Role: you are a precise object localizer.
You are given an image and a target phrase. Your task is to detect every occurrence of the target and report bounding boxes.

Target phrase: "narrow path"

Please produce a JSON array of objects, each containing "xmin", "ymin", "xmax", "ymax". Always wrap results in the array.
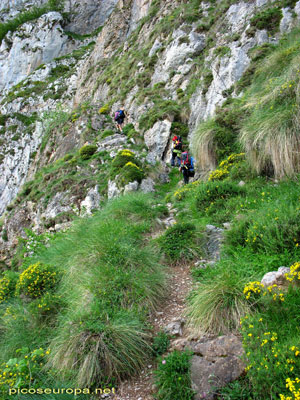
[
  {"xmin": 112, "ymin": 263, "xmax": 193, "ymax": 400},
  {"xmin": 104, "ymin": 220, "xmax": 225, "ymax": 400}
]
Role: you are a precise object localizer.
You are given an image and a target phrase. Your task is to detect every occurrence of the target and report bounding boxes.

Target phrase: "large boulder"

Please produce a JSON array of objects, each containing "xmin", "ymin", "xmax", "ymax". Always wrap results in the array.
[
  {"xmin": 144, "ymin": 120, "xmax": 172, "ymax": 164},
  {"xmin": 190, "ymin": 335, "xmax": 245, "ymax": 400},
  {"xmin": 140, "ymin": 177, "xmax": 155, "ymax": 193},
  {"xmin": 261, "ymin": 266, "xmax": 290, "ymax": 288}
]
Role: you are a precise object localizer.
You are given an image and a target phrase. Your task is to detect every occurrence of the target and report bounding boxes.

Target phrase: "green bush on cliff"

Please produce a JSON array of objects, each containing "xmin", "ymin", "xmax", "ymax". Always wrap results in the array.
[
  {"xmin": 79, "ymin": 144, "xmax": 97, "ymax": 160},
  {"xmin": 117, "ymin": 162, "xmax": 145, "ymax": 186}
]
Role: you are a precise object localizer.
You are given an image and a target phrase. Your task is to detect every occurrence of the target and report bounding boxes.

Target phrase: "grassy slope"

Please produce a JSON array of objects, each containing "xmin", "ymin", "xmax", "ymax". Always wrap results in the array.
[{"xmin": 1, "ymin": 2, "xmax": 300, "ymax": 400}]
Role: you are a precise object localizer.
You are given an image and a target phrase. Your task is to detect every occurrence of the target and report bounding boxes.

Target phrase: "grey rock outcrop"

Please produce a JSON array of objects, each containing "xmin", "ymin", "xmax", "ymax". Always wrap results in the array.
[
  {"xmin": 43, "ymin": 192, "xmax": 73, "ymax": 220},
  {"xmin": 107, "ymin": 180, "xmax": 121, "ymax": 199},
  {"xmin": 0, "ymin": 12, "xmax": 76, "ymax": 92},
  {"xmin": 80, "ymin": 185, "xmax": 101, "ymax": 215},
  {"xmin": 151, "ymin": 28, "xmax": 206, "ymax": 85},
  {"xmin": 140, "ymin": 177, "xmax": 155, "ymax": 193},
  {"xmin": 206, "ymin": 225, "xmax": 224, "ymax": 261},
  {"xmin": 127, "ymin": 0, "xmax": 151, "ymax": 36},
  {"xmin": 190, "ymin": 335, "xmax": 245, "ymax": 400},
  {"xmin": 124, "ymin": 180, "xmax": 139, "ymax": 194},
  {"xmin": 0, "ymin": 0, "xmax": 47, "ymax": 21},
  {"xmin": 0, "ymin": 121, "xmax": 44, "ymax": 216},
  {"xmin": 164, "ymin": 318, "xmax": 185, "ymax": 337}
]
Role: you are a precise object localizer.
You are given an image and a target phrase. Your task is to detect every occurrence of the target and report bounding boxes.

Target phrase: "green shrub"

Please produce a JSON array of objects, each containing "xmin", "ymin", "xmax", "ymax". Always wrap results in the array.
[
  {"xmin": 31, "ymin": 194, "xmax": 167, "ymax": 387},
  {"xmin": 111, "ymin": 149, "xmax": 135, "ymax": 169},
  {"xmin": 202, "ymin": 69, "xmax": 214, "ymax": 94},
  {"xmin": 152, "ymin": 331, "xmax": 170, "ymax": 357},
  {"xmin": 49, "ymin": 313, "xmax": 152, "ymax": 387},
  {"xmin": 79, "ymin": 144, "xmax": 97, "ymax": 160},
  {"xmin": 139, "ymin": 100, "xmax": 181, "ymax": 131},
  {"xmin": 195, "ymin": 180, "xmax": 244, "ymax": 213},
  {"xmin": 214, "ymin": 46, "xmax": 231, "ymax": 57},
  {"xmin": 122, "ymin": 123, "xmax": 139, "ymax": 138},
  {"xmin": 171, "ymin": 122, "xmax": 189, "ymax": 138},
  {"xmin": 1, "ymin": 228, "xmax": 8, "ymax": 242},
  {"xmin": 0, "ymin": 347, "xmax": 49, "ymax": 395},
  {"xmin": 154, "ymin": 350, "xmax": 194, "ymax": 400},
  {"xmin": 250, "ymin": 7, "xmax": 282, "ymax": 33},
  {"xmin": 226, "ymin": 183, "xmax": 300, "ymax": 255},
  {"xmin": 98, "ymin": 104, "xmax": 110, "ymax": 114},
  {"xmin": 157, "ymin": 222, "xmax": 200, "ymax": 262},
  {"xmin": 0, "ymin": 272, "xmax": 17, "ymax": 304},
  {"xmin": 192, "ymin": 100, "xmax": 243, "ymax": 169},
  {"xmin": 218, "ymin": 377, "xmax": 253, "ymax": 399},
  {"xmin": 117, "ymin": 162, "xmax": 145, "ymax": 185},
  {"xmin": 101, "ymin": 129, "xmax": 114, "ymax": 138},
  {"xmin": 16, "ymin": 262, "xmax": 58, "ymax": 298}
]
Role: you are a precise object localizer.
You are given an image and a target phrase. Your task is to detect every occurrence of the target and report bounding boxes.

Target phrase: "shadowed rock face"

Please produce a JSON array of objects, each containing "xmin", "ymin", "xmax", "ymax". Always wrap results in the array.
[{"xmin": 64, "ymin": 0, "xmax": 119, "ymax": 35}]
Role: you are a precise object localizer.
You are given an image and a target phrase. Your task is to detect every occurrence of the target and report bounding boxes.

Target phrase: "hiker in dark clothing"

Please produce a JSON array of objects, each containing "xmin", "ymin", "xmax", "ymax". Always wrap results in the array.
[
  {"xmin": 171, "ymin": 135, "xmax": 182, "ymax": 167},
  {"xmin": 179, "ymin": 150, "xmax": 195, "ymax": 185},
  {"xmin": 114, "ymin": 107, "xmax": 127, "ymax": 133}
]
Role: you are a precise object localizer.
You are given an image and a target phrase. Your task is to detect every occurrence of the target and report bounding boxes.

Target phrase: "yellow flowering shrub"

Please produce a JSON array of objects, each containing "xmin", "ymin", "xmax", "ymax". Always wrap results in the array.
[
  {"xmin": 243, "ymin": 281, "xmax": 264, "ymax": 300},
  {"xmin": 111, "ymin": 149, "xmax": 145, "ymax": 185},
  {"xmin": 208, "ymin": 153, "xmax": 245, "ymax": 181},
  {"xmin": 0, "ymin": 272, "xmax": 18, "ymax": 304},
  {"xmin": 117, "ymin": 161, "xmax": 145, "ymax": 185},
  {"xmin": 111, "ymin": 149, "xmax": 136, "ymax": 170},
  {"xmin": 0, "ymin": 278, "xmax": 11, "ymax": 304},
  {"xmin": 240, "ymin": 276, "xmax": 300, "ymax": 398},
  {"xmin": 16, "ymin": 262, "xmax": 58, "ymax": 299},
  {"xmin": 98, "ymin": 103, "xmax": 110, "ymax": 114},
  {"xmin": 241, "ymin": 313, "xmax": 300, "ymax": 397},
  {"xmin": 0, "ymin": 347, "xmax": 49, "ymax": 392},
  {"xmin": 173, "ymin": 181, "xmax": 200, "ymax": 202},
  {"xmin": 285, "ymin": 262, "xmax": 300, "ymax": 283},
  {"xmin": 280, "ymin": 377, "xmax": 300, "ymax": 400},
  {"xmin": 243, "ymin": 281, "xmax": 285, "ymax": 303}
]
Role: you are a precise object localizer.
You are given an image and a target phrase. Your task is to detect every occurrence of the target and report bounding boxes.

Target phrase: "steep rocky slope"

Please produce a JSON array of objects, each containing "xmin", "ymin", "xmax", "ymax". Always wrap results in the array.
[{"xmin": 1, "ymin": 0, "xmax": 300, "ymax": 258}]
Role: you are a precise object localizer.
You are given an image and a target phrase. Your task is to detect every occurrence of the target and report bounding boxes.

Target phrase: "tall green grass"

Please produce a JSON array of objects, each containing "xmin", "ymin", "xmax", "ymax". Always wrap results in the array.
[
  {"xmin": 187, "ymin": 267, "xmax": 250, "ymax": 335},
  {"xmin": 0, "ymin": 193, "xmax": 168, "ymax": 390},
  {"xmin": 30, "ymin": 194, "xmax": 166, "ymax": 386}
]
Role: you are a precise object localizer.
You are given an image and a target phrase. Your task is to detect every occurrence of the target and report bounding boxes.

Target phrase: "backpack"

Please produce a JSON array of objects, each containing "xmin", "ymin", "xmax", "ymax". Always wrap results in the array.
[
  {"xmin": 114, "ymin": 110, "xmax": 124, "ymax": 121},
  {"xmin": 181, "ymin": 151, "xmax": 190, "ymax": 167},
  {"xmin": 181, "ymin": 152, "xmax": 194, "ymax": 170}
]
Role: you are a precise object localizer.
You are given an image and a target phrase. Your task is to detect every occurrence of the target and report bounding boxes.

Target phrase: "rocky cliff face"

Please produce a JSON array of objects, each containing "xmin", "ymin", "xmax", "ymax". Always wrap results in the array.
[{"xmin": 1, "ymin": 0, "xmax": 300, "ymax": 258}]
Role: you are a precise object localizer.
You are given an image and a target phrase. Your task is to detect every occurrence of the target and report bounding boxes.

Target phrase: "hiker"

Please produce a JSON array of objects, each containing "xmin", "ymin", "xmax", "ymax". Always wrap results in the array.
[
  {"xmin": 179, "ymin": 150, "xmax": 195, "ymax": 185},
  {"xmin": 114, "ymin": 107, "xmax": 127, "ymax": 133},
  {"xmin": 171, "ymin": 135, "xmax": 183, "ymax": 167}
]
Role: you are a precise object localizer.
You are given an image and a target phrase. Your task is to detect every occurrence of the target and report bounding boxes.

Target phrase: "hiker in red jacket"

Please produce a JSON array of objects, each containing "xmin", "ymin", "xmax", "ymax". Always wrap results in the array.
[
  {"xmin": 171, "ymin": 135, "xmax": 182, "ymax": 166},
  {"xmin": 179, "ymin": 150, "xmax": 195, "ymax": 185}
]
